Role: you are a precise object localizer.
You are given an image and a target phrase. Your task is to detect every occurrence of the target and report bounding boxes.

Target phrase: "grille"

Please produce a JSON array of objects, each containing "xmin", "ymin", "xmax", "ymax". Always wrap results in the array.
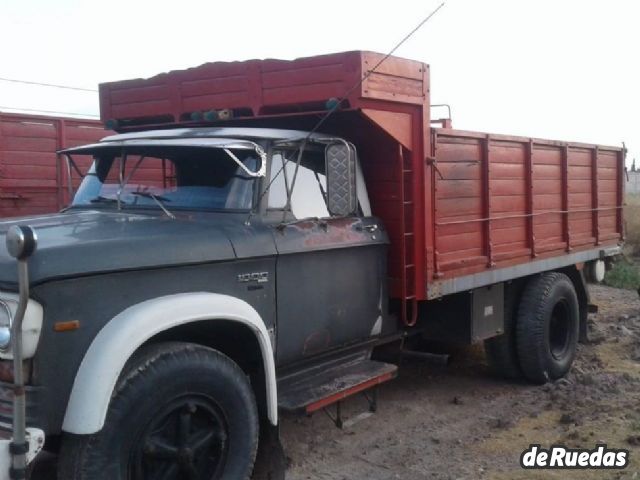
[{"xmin": 0, "ymin": 381, "xmax": 43, "ymax": 435}]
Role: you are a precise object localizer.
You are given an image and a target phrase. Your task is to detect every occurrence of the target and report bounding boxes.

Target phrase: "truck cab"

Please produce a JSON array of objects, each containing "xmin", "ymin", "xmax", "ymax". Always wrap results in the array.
[
  {"xmin": 62, "ymin": 126, "xmax": 393, "ymax": 367},
  {"xmin": 0, "ymin": 127, "xmax": 397, "ymax": 480}
]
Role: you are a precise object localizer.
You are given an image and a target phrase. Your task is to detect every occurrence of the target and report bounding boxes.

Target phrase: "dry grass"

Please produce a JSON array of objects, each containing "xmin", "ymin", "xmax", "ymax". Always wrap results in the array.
[
  {"xmin": 626, "ymin": 194, "xmax": 640, "ymax": 255},
  {"xmin": 484, "ymin": 410, "xmax": 640, "ymax": 480}
]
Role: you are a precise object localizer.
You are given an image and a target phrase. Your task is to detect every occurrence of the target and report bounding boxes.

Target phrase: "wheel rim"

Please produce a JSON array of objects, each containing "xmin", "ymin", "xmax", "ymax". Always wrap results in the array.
[
  {"xmin": 549, "ymin": 299, "xmax": 571, "ymax": 360},
  {"xmin": 128, "ymin": 394, "xmax": 229, "ymax": 480}
]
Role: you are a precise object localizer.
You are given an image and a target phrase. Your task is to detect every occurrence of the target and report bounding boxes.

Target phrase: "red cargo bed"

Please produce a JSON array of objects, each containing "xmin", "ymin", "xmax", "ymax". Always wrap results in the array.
[
  {"xmin": 429, "ymin": 129, "xmax": 624, "ymax": 298},
  {"xmin": 99, "ymin": 51, "xmax": 625, "ymax": 322}
]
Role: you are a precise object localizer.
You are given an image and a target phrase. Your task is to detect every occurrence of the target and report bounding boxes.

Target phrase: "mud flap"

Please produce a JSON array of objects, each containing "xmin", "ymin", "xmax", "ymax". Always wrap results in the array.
[
  {"xmin": 562, "ymin": 266, "xmax": 591, "ymax": 344},
  {"xmin": 252, "ymin": 423, "xmax": 285, "ymax": 480},
  {"xmin": 576, "ymin": 270, "xmax": 591, "ymax": 344}
]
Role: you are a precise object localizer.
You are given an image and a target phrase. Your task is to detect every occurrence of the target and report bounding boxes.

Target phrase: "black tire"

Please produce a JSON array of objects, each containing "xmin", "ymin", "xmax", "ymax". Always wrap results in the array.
[
  {"xmin": 58, "ymin": 342, "xmax": 259, "ymax": 480},
  {"xmin": 484, "ymin": 289, "xmax": 522, "ymax": 379},
  {"xmin": 516, "ymin": 273, "xmax": 579, "ymax": 384}
]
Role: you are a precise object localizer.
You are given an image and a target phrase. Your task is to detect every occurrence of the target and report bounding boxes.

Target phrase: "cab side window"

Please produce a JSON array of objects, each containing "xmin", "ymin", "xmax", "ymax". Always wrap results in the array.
[{"xmin": 267, "ymin": 151, "xmax": 329, "ymax": 219}]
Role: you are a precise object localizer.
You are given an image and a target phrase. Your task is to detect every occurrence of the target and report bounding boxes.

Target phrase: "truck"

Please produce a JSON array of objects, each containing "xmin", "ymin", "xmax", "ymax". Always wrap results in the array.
[
  {"xmin": 0, "ymin": 112, "xmax": 109, "ymax": 217},
  {"xmin": 0, "ymin": 51, "xmax": 625, "ymax": 480}
]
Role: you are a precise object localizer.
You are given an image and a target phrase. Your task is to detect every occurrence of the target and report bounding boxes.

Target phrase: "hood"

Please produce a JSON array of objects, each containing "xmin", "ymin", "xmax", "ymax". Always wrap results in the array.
[{"xmin": 0, "ymin": 210, "xmax": 237, "ymax": 286}]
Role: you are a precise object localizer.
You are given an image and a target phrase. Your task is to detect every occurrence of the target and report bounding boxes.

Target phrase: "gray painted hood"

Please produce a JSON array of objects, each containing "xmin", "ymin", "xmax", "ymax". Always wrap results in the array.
[{"xmin": 0, "ymin": 210, "xmax": 237, "ymax": 286}]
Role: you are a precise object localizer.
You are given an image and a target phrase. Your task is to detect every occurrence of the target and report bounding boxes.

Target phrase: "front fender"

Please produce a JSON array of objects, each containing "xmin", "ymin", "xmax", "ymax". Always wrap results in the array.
[{"xmin": 62, "ymin": 292, "xmax": 277, "ymax": 435}]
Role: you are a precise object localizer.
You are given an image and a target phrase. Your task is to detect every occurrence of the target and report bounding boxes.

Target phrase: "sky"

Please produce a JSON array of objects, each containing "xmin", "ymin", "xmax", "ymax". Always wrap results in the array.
[{"xmin": 1, "ymin": 0, "xmax": 638, "ymax": 167}]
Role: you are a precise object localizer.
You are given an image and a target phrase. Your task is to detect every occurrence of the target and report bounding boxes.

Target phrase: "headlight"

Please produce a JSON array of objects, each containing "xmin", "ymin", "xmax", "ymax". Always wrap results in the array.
[
  {"xmin": 0, "ymin": 294, "xmax": 43, "ymax": 360},
  {"xmin": 0, "ymin": 301, "xmax": 12, "ymax": 350}
]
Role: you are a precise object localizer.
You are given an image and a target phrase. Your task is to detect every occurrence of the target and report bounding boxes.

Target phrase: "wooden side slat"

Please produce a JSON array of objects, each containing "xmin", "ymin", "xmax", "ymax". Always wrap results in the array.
[{"xmin": 432, "ymin": 129, "xmax": 623, "ymax": 280}]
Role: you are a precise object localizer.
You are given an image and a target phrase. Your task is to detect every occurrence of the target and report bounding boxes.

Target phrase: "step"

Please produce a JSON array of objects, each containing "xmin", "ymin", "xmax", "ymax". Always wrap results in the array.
[{"xmin": 278, "ymin": 357, "xmax": 397, "ymax": 414}]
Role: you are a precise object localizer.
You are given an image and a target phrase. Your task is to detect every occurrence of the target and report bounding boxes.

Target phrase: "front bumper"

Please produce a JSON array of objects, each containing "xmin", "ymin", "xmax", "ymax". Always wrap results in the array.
[
  {"xmin": 0, "ymin": 428, "xmax": 45, "ymax": 479},
  {"xmin": 0, "ymin": 381, "xmax": 47, "ymax": 478}
]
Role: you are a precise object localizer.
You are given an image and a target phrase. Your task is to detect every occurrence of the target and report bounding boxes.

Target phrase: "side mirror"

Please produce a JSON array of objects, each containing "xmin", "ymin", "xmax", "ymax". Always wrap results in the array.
[{"xmin": 325, "ymin": 142, "xmax": 358, "ymax": 216}]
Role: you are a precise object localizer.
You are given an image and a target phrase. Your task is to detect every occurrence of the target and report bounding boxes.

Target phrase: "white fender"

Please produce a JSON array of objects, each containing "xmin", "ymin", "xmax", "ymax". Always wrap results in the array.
[{"xmin": 62, "ymin": 292, "xmax": 277, "ymax": 435}]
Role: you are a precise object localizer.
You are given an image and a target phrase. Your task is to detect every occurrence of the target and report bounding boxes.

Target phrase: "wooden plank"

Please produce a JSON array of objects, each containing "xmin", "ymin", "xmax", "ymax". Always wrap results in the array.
[
  {"xmin": 482, "ymin": 136, "xmax": 493, "ymax": 266},
  {"xmin": 525, "ymin": 140, "xmax": 535, "ymax": 257},
  {"xmin": 433, "ymin": 128, "xmax": 623, "ymax": 152},
  {"xmin": 263, "ymin": 64, "xmax": 344, "ymax": 88},
  {"xmin": 592, "ymin": 147, "xmax": 600, "ymax": 244},
  {"xmin": 111, "ymin": 99, "xmax": 173, "ymax": 119},
  {"xmin": 1, "ymin": 121, "xmax": 57, "ymax": 138},
  {"xmin": 617, "ymin": 148, "xmax": 625, "ymax": 240},
  {"xmin": 110, "ymin": 84, "xmax": 170, "ymax": 104},
  {"xmin": 437, "ymin": 197, "xmax": 483, "ymax": 217},
  {"xmin": 436, "ymin": 179, "xmax": 482, "ymax": 199},
  {"xmin": 490, "ymin": 161, "xmax": 525, "ymax": 179},
  {"xmin": 182, "ymin": 91, "xmax": 251, "ymax": 111}
]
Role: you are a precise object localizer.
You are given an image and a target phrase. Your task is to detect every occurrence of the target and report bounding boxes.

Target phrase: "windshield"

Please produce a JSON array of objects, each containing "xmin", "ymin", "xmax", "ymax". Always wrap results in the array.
[{"xmin": 71, "ymin": 146, "xmax": 259, "ymax": 211}]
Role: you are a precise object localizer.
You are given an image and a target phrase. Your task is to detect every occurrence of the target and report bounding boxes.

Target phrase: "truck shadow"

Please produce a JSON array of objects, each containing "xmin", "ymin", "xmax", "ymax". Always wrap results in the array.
[{"xmin": 29, "ymin": 343, "xmax": 505, "ymax": 480}]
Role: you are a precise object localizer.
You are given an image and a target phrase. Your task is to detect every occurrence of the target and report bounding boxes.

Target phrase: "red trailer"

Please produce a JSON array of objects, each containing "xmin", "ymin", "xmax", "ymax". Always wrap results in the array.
[
  {"xmin": 0, "ymin": 112, "xmax": 108, "ymax": 217},
  {"xmin": 99, "ymin": 50, "xmax": 625, "ymax": 321}
]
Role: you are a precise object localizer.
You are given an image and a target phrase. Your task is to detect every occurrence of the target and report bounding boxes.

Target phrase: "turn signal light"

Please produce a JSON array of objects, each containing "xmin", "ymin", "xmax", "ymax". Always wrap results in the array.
[{"xmin": 53, "ymin": 320, "xmax": 80, "ymax": 332}]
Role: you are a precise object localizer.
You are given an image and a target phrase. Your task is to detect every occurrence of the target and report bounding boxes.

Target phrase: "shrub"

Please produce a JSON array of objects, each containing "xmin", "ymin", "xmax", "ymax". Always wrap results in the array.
[
  {"xmin": 604, "ymin": 258, "xmax": 640, "ymax": 290},
  {"xmin": 626, "ymin": 194, "xmax": 640, "ymax": 255}
]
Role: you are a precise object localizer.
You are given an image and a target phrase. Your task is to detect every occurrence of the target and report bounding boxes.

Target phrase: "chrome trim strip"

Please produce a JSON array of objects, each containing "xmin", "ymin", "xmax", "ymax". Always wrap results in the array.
[{"xmin": 427, "ymin": 245, "xmax": 622, "ymax": 299}]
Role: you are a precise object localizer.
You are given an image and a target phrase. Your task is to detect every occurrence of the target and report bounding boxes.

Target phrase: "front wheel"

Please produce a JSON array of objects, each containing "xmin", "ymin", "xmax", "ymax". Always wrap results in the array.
[
  {"xmin": 516, "ymin": 273, "xmax": 580, "ymax": 384},
  {"xmin": 58, "ymin": 342, "xmax": 259, "ymax": 480}
]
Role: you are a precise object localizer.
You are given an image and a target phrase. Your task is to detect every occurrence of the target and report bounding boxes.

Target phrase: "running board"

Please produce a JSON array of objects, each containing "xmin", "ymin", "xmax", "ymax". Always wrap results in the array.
[{"xmin": 278, "ymin": 358, "xmax": 397, "ymax": 415}]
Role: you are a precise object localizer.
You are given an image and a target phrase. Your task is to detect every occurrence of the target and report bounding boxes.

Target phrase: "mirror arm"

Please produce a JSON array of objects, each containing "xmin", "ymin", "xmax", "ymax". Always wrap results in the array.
[{"xmin": 222, "ymin": 143, "xmax": 267, "ymax": 178}]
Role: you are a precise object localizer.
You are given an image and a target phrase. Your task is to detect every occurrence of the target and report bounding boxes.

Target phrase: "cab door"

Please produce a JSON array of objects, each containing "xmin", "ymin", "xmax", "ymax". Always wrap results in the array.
[{"xmin": 267, "ymin": 147, "xmax": 390, "ymax": 366}]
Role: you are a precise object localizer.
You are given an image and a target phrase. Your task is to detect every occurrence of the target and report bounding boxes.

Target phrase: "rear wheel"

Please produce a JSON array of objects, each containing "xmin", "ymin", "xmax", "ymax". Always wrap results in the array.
[
  {"xmin": 516, "ymin": 273, "xmax": 579, "ymax": 384},
  {"xmin": 58, "ymin": 342, "xmax": 259, "ymax": 480}
]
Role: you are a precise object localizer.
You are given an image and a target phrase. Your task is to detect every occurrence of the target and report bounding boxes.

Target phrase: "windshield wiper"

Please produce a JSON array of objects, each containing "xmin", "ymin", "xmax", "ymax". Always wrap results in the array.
[
  {"xmin": 131, "ymin": 191, "xmax": 176, "ymax": 220},
  {"xmin": 90, "ymin": 195, "xmax": 127, "ymax": 205}
]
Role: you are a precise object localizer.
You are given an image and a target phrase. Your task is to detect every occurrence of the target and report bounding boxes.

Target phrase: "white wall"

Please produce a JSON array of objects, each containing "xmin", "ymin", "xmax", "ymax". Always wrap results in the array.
[{"xmin": 627, "ymin": 171, "xmax": 640, "ymax": 195}]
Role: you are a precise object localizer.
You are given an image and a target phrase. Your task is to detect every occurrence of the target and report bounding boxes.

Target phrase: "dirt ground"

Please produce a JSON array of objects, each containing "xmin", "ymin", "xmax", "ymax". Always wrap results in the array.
[
  {"xmin": 280, "ymin": 284, "xmax": 640, "ymax": 480},
  {"xmin": 30, "ymin": 284, "xmax": 639, "ymax": 480}
]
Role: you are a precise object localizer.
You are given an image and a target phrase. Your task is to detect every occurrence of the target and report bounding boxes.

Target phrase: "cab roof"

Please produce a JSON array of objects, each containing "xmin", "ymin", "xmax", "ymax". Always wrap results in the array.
[
  {"xmin": 58, "ymin": 127, "xmax": 334, "ymax": 155},
  {"xmin": 100, "ymin": 127, "xmax": 331, "ymax": 143}
]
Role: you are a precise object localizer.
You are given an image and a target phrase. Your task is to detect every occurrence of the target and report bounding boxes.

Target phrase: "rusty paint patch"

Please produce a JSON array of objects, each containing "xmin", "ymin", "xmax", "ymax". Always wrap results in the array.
[
  {"xmin": 285, "ymin": 219, "xmax": 371, "ymax": 247},
  {"xmin": 302, "ymin": 329, "xmax": 331, "ymax": 356}
]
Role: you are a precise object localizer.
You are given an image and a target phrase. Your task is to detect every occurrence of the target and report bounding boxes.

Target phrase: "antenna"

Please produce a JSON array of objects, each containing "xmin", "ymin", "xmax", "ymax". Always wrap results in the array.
[
  {"xmin": 248, "ymin": 2, "xmax": 446, "ymax": 224},
  {"xmin": 307, "ymin": 1, "xmax": 445, "ymax": 137}
]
